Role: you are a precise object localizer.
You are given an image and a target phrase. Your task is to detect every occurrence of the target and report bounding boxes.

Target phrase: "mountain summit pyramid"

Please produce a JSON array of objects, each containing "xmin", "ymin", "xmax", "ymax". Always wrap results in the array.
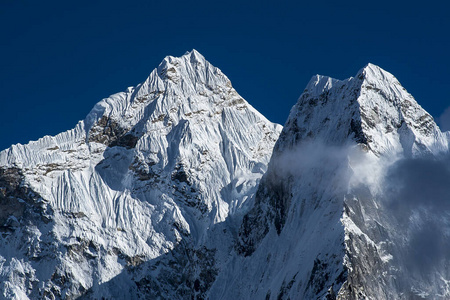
[
  {"xmin": 1, "ymin": 52, "xmax": 450, "ymax": 299},
  {"xmin": 0, "ymin": 50, "xmax": 281, "ymax": 299},
  {"xmin": 222, "ymin": 63, "xmax": 450, "ymax": 299}
]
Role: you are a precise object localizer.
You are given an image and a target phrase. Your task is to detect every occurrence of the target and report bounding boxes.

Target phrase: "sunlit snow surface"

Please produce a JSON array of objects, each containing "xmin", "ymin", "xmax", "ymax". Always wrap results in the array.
[
  {"xmin": 0, "ymin": 50, "xmax": 281, "ymax": 299},
  {"xmin": 1, "ymin": 54, "xmax": 450, "ymax": 299}
]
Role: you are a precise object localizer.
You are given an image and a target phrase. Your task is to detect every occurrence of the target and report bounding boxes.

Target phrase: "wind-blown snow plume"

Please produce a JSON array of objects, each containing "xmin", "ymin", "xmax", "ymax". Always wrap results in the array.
[
  {"xmin": 268, "ymin": 137, "xmax": 450, "ymax": 294},
  {"xmin": 381, "ymin": 154, "xmax": 450, "ymax": 274},
  {"xmin": 271, "ymin": 139, "xmax": 351, "ymax": 181}
]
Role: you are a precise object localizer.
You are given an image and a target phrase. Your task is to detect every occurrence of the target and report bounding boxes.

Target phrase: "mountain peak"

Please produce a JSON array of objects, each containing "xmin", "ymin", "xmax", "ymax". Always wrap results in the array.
[
  {"xmin": 303, "ymin": 63, "xmax": 393, "ymax": 99},
  {"xmin": 0, "ymin": 50, "xmax": 282, "ymax": 299},
  {"xmin": 227, "ymin": 64, "xmax": 450, "ymax": 300},
  {"xmin": 361, "ymin": 62, "xmax": 383, "ymax": 73},
  {"xmin": 83, "ymin": 50, "xmax": 240, "ymax": 143},
  {"xmin": 356, "ymin": 63, "xmax": 401, "ymax": 87},
  {"xmin": 303, "ymin": 74, "xmax": 344, "ymax": 97},
  {"xmin": 187, "ymin": 48, "xmax": 204, "ymax": 60},
  {"xmin": 157, "ymin": 49, "xmax": 207, "ymax": 81},
  {"xmin": 280, "ymin": 64, "xmax": 448, "ymax": 156}
]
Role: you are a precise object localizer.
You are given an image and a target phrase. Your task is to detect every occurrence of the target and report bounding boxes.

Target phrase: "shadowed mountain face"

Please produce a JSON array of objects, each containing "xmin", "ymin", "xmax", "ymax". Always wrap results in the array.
[{"xmin": 1, "ymin": 54, "xmax": 449, "ymax": 299}]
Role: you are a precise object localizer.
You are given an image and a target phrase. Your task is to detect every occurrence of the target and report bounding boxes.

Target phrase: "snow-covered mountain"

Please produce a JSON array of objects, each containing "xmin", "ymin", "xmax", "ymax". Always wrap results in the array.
[
  {"xmin": 2, "ymin": 52, "xmax": 449, "ymax": 299},
  {"xmin": 215, "ymin": 63, "xmax": 450, "ymax": 299},
  {"xmin": 0, "ymin": 50, "xmax": 281, "ymax": 299}
]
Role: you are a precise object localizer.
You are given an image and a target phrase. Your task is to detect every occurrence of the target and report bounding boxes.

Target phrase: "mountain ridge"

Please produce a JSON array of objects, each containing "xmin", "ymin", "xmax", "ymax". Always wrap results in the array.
[
  {"xmin": 0, "ymin": 50, "xmax": 282, "ymax": 299},
  {"xmin": 1, "ymin": 52, "xmax": 449, "ymax": 299},
  {"xmin": 221, "ymin": 62, "xmax": 450, "ymax": 299}
]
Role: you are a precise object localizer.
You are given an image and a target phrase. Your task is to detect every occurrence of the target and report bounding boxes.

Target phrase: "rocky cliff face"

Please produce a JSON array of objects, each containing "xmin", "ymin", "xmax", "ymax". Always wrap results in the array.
[{"xmin": 0, "ymin": 50, "xmax": 281, "ymax": 299}]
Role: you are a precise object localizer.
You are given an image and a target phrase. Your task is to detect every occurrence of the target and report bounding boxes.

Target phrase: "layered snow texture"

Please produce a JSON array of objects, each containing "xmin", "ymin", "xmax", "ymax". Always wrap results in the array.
[
  {"xmin": 218, "ymin": 64, "xmax": 450, "ymax": 299},
  {"xmin": 2, "ymin": 53, "xmax": 450, "ymax": 300},
  {"xmin": 0, "ymin": 50, "xmax": 281, "ymax": 299}
]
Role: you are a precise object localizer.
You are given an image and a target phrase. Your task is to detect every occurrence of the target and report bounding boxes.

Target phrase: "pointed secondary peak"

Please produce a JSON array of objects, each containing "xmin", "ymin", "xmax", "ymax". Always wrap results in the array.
[
  {"xmin": 304, "ymin": 74, "xmax": 345, "ymax": 97},
  {"xmin": 157, "ymin": 55, "xmax": 181, "ymax": 79},
  {"xmin": 174, "ymin": 49, "xmax": 206, "ymax": 65},
  {"xmin": 359, "ymin": 62, "xmax": 384, "ymax": 74},
  {"xmin": 158, "ymin": 49, "xmax": 206, "ymax": 68},
  {"xmin": 185, "ymin": 49, "xmax": 207, "ymax": 68},
  {"xmin": 356, "ymin": 63, "xmax": 398, "ymax": 84},
  {"xmin": 283, "ymin": 63, "xmax": 447, "ymax": 156},
  {"xmin": 157, "ymin": 50, "xmax": 209, "ymax": 82},
  {"xmin": 187, "ymin": 49, "xmax": 205, "ymax": 61}
]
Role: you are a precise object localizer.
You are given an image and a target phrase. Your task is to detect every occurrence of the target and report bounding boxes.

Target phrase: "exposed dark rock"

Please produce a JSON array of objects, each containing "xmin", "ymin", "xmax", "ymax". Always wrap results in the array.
[
  {"xmin": 128, "ymin": 159, "xmax": 158, "ymax": 181},
  {"xmin": 135, "ymin": 245, "xmax": 218, "ymax": 300},
  {"xmin": 66, "ymin": 239, "xmax": 100, "ymax": 261},
  {"xmin": 109, "ymin": 134, "xmax": 139, "ymax": 149},
  {"xmin": 326, "ymin": 284, "xmax": 337, "ymax": 300},
  {"xmin": 88, "ymin": 116, "xmax": 139, "ymax": 148},
  {"xmin": 349, "ymin": 118, "xmax": 368, "ymax": 145},
  {"xmin": 237, "ymin": 165, "xmax": 292, "ymax": 257},
  {"xmin": 0, "ymin": 167, "xmax": 51, "ymax": 231},
  {"xmin": 171, "ymin": 164, "xmax": 190, "ymax": 184},
  {"xmin": 152, "ymin": 114, "xmax": 166, "ymax": 123},
  {"xmin": 306, "ymin": 258, "xmax": 329, "ymax": 295}
]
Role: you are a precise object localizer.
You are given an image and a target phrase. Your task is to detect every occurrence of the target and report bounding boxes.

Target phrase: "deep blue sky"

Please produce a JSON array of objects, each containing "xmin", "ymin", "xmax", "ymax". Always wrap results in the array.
[{"xmin": 1, "ymin": 1, "xmax": 449, "ymax": 151}]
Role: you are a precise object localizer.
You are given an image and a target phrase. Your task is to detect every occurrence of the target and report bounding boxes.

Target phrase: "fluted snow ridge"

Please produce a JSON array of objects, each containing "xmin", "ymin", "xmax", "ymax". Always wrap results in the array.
[{"xmin": 0, "ymin": 50, "xmax": 281, "ymax": 299}]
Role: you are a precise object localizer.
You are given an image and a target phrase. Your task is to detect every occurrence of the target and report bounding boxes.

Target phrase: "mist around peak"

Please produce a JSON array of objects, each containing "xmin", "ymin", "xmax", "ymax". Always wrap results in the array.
[
  {"xmin": 381, "ymin": 153, "xmax": 450, "ymax": 274},
  {"xmin": 271, "ymin": 136, "xmax": 450, "ymax": 295}
]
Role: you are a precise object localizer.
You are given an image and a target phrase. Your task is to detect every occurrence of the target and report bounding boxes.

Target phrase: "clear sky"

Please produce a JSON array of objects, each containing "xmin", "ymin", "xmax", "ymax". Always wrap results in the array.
[{"xmin": 1, "ymin": 0, "xmax": 449, "ymax": 151}]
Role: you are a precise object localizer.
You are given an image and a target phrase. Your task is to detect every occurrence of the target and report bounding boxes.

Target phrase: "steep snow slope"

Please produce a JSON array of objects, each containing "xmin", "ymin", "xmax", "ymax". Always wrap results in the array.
[
  {"xmin": 210, "ymin": 64, "xmax": 450, "ymax": 299},
  {"xmin": 0, "ymin": 50, "xmax": 281, "ymax": 299},
  {"xmin": 3, "ymin": 55, "xmax": 448, "ymax": 300}
]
